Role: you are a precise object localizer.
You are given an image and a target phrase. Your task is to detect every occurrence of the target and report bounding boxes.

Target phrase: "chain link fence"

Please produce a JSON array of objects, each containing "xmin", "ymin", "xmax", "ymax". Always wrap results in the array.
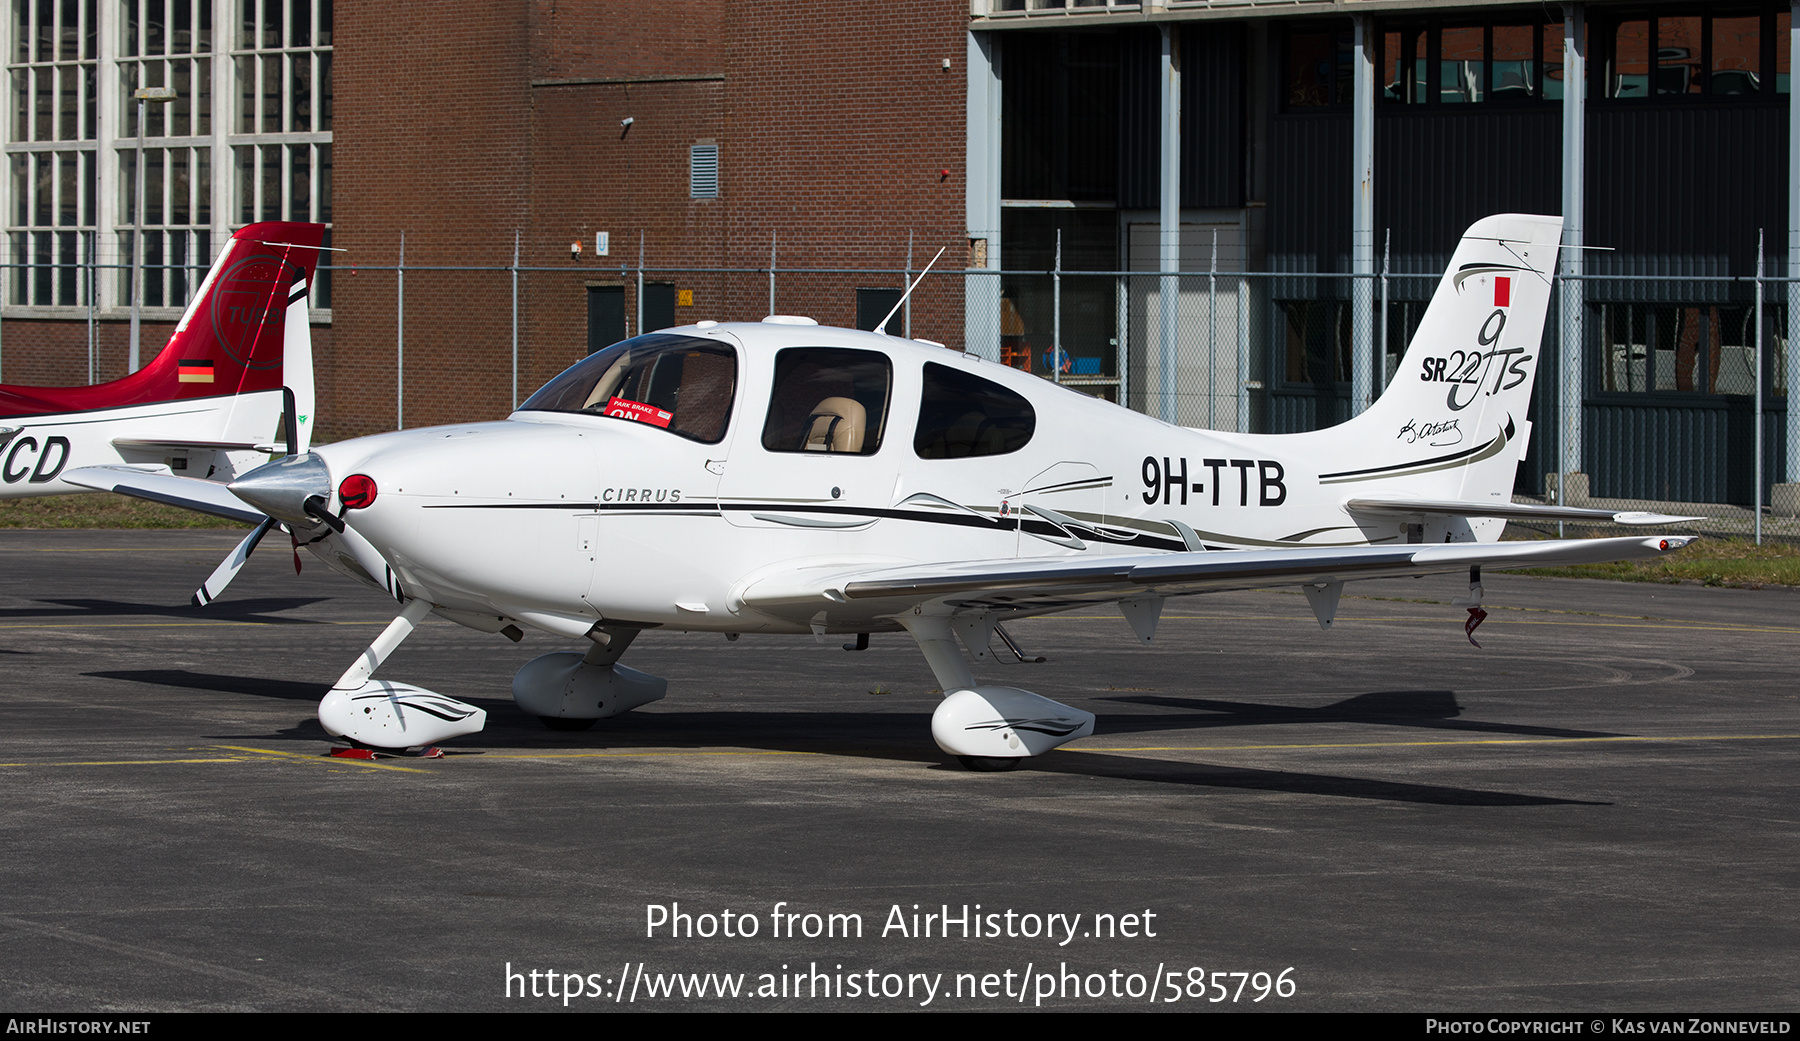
[{"xmin": 5, "ymin": 235, "xmax": 1795, "ymax": 541}]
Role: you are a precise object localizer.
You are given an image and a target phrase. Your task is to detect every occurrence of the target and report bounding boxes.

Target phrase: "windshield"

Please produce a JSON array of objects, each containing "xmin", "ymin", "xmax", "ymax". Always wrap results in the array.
[{"xmin": 518, "ymin": 333, "xmax": 737, "ymax": 444}]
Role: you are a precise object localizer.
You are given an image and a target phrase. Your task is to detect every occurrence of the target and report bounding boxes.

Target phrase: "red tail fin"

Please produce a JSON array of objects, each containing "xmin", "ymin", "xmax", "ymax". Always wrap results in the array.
[{"xmin": 0, "ymin": 222, "xmax": 324, "ymax": 416}]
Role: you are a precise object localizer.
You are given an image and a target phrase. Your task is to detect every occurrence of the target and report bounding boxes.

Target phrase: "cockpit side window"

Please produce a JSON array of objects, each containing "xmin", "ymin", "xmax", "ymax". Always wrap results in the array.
[
  {"xmin": 518, "ymin": 333, "xmax": 737, "ymax": 444},
  {"xmin": 914, "ymin": 361, "xmax": 1035, "ymax": 459},
  {"xmin": 760, "ymin": 347, "xmax": 893, "ymax": 455}
]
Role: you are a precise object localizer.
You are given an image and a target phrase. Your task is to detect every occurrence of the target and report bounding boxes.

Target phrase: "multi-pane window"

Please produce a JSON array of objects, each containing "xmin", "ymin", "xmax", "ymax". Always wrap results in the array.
[
  {"xmin": 8, "ymin": 0, "xmax": 98, "ymax": 306},
  {"xmin": 1597, "ymin": 302, "xmax": 1786, "ymax": 397},
  {"xmin": 1598, "ymin": 8, "xmax": 1790, "ymax": 99},
  {"xmin": 989, "ymin": 1, "xmax": 1142, "ymax": 12},
  {"xmin": 232, "ymin": 0, "xmax": 330, "ymax": 226},
  {"xmin": 3, "ymin": 0, "xmax": 330, "ymax": 316},
  {"xmin": 1383, "ymin": 7, "xmax": 1792, "ymax": 105},
  {"xmin": 117, "ymin": 0, "xmax": 215, "ymax": 308},
  {"xmin": 1380, "ymin": 21, "xmax": 1570, "ymax": 104}
]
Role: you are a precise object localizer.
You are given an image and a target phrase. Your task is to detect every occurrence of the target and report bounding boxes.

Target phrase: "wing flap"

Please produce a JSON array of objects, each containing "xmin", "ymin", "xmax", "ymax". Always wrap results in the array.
[{"xmin": 1345, "ymin": 496, "xmax": 1702, "ymax": 526}]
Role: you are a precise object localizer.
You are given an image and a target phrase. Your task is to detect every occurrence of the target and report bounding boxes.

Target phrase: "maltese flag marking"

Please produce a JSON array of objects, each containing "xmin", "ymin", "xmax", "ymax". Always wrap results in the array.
[{"xmin": 1494, "ymin": 276, "xmax": 1511, "ymax": 308}]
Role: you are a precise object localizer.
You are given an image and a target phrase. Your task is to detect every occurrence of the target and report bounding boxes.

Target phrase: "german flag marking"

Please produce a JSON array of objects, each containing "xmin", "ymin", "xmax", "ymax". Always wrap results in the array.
[{"xmin": 178, "ymin": 358, "xmax": 215, "ymax": 383}]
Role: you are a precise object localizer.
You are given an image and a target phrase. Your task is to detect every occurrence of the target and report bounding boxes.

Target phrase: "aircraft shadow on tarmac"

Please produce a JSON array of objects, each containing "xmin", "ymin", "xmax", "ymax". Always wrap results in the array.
[
  {"xmin": 87, "ymin": 670, "xmax": 1605, "ymax": 807},
  {"xmin": 6, "ymin": 597, "xmax": 331, "ymax": 623},
  {"xmin": 1024, "ymin": 751, "xmax": 1604, "ymax": 806},
  {"xmin": 1097, "ymin": 690, "xmax": 1627, "ymax": 741},
  {"xmin": 88, "ymin": 669, "xmax": 327, "ymax": 702}
]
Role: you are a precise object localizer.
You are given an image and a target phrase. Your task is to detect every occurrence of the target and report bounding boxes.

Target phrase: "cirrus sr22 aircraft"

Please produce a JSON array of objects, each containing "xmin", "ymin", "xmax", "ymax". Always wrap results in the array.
[
  {"xmin": 1, "ymin": 222, "xmax": 323, "ymax": 505},
  {"xmin": 70, "ymin": 214, "xmax": 1696, "ymax": 769}
]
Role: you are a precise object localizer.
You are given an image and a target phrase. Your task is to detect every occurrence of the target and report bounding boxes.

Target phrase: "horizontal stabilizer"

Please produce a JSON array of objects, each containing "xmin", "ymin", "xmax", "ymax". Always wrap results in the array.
[
  {"xmin": 62, "ymin": 465, "xmax": 266, "ymax": 524},
  {"xmin": 111, "ymin": 437, "xmax": 274, "ymax": 453},
  {"xmin": 1345, "ymin": 497, "xmax": 1702, "ymax": 526}
]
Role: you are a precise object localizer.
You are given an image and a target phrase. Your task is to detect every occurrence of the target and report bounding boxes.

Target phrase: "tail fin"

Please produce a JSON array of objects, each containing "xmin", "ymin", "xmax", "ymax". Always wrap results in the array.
[
  {"xmin": 1327, "ymin": 214, "xmax": 1562, "ymax": 505},
  {"xmin": 0, "ymin": 222, "xmax": 324, "ymax": 432}
]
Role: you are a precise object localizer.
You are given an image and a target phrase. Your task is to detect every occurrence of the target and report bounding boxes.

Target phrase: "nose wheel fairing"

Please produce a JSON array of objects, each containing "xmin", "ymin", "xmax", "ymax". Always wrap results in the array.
[
  {"xmin": 317, "ymin": 598, "xmax": 487, "ymax": 748},
  {"xmin": 318, "ymin": 680, "xmax": 487, "ymax": 748}
]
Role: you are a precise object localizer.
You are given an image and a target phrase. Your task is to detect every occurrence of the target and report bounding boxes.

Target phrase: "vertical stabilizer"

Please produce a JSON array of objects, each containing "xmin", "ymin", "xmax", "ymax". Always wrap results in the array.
[
  {"xmin": 1338, "ymin": 214, "xmax": 1562, "ymax": 505},
  {"xmin": 0, "ymin": 221, "xmax": 324, "ymax": 419}
]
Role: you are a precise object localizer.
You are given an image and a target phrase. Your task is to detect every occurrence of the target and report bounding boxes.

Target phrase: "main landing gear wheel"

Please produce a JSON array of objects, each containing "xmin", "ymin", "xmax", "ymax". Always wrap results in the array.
[
  {"xmin": 957, "ymin": 755, "xmax": 1021, "ymax": 772},
  {"xmin": 539, "ymin": 716, "xmax": 599, "ymax": 732}
]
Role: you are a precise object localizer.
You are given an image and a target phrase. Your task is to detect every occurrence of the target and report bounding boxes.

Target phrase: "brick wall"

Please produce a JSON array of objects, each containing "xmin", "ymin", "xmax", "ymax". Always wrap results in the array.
[
  {"xmin": 0, "ymin": 3, "xmax": 971, "ymax": 439},
  {"xmin": 326, "ymin": 0, "xmax": 970, "ymax": 437},
  {"xmin": 330, "ymin": 0, "xmax": 534, "ymax": 438}
]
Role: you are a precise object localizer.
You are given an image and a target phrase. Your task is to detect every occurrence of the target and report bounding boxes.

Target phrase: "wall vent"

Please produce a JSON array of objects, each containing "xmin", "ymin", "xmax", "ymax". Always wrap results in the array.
[{"xmin": 690, "ymin": 145, "xmax": 719, "ymax": 199}]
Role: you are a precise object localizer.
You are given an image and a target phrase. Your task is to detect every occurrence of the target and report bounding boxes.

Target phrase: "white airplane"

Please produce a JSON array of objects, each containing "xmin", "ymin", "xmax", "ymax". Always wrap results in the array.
[
  {"xmin": 0, "ymin": 221, "xmax": 324, "ymax": 512},
  {"xmin": 71, "ymin": 214, "xmax": 1697, "ymax": 769}
]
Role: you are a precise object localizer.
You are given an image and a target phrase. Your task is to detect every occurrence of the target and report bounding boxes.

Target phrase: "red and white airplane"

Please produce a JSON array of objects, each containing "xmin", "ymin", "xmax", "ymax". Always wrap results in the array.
[
  {"xmin": 4, "ymin": 221, "xmax": 323, "ymax": 508},
  {"xmin": 72, "ymin": 214, "xmax": 1697, "ymax": 768}
]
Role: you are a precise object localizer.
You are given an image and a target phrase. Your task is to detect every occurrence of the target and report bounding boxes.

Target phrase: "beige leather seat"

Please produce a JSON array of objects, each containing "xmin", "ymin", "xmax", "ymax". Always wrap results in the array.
[{"xmin": 802, "ymin": 396, "xmax": 867, "ymax": 453}]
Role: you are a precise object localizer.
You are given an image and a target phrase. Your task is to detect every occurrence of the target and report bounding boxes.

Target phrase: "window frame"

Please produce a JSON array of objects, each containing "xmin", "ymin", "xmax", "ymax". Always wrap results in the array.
[
  {"xmin": 517, "ymin": 332, "xmax": 740, "ymax": 446},
  {"xmin": 1378, "ymin": 19, "xmax": 1564, "ymax": 108},
  {"xmin": 913, "ymin": 360, "xmax": 1037, "ymax": 461},
  {"xmin": 759, "ymin": 345, "xmax": 895, "ymax": 457},
  {"xmin": 1594, "ymin": 6, "xmax": 1787, "ymax": 103},
  {"xmin": 3, "ymin": 0, "xmax": 332, "ymax": 319}
]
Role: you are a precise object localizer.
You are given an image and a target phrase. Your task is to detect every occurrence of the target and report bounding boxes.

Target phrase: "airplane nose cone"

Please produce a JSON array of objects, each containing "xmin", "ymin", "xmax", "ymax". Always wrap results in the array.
[{"xmin": 229, "ymin": 452, "xmax": 333, "ymax": 527}]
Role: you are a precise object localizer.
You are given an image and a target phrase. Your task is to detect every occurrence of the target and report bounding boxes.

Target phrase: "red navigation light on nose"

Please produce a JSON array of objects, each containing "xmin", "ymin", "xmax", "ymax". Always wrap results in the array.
[{"xmin": 339, "ymin": 474, "xmax": 378, "ymax": 510}]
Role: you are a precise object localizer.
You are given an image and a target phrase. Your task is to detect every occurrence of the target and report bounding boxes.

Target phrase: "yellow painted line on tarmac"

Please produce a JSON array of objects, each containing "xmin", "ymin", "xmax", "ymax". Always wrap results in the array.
[
  {"xmin": 214, "ymin": 744, "xmax": 433, "ymax": 773},
  {"xmin": 1031, "ymin": 614, "xmax": 1800, "ymax": 635},
  {"xmin": 1067, "ymin": 733, "xmax": 1800, "ymax": 755},
  {"xmin": 0, "ymin": 757, "xmax": 246, "ymax": 767},
  {"xmin": 484, "ymin": 749, "xmax": 816, "ymax": 761},
  {"xmin": 0, "ymin": 546, "xmax": 244, "ymax": 552},
  {"xmin": 1480, "ymin": 618, "xmax": 1800, "ymax": 634},
  {"xmin": 0, "ymin": 745, "xmax": 432, "ymax": 773},
  {"xmin": 0, "ymin": 620, "xmax": 394, "ymax": 630},
  {"xmin": 11, "ymin": 735, "xmax": 1789, "ymax": 771}
]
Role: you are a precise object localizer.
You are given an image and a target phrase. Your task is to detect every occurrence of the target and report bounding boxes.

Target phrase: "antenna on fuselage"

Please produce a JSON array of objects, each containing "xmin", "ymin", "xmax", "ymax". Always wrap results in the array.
[{"xmin": 874, "ymin": 246, "xmax": 948, "ymax": 337}]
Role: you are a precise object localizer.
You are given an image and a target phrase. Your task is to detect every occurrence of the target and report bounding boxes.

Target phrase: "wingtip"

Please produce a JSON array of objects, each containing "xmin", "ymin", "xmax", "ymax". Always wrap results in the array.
[{"xmin": 1613, "ymin": 512, "xmax": 1706, "ymax": 526}]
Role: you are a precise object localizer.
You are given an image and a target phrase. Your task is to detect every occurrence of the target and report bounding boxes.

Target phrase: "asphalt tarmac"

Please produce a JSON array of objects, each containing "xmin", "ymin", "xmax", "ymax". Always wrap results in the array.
[{"xmin": 0, "ymin": 529, "xmax": 1796, "ymax": 1012}]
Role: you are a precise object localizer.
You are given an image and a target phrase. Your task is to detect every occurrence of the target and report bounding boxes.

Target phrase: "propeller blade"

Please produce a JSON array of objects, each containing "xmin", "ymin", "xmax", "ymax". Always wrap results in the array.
[
  {"xmin": 192, "ymin": 516, "xmax": 277, "ymax": 606},
  {"xmin": 190, "ymin": 366, "xmax": 303, "ymax": 606},
  {"xmin": 281, "ymin": 386, "xmax": 302, "ymax": 458}
]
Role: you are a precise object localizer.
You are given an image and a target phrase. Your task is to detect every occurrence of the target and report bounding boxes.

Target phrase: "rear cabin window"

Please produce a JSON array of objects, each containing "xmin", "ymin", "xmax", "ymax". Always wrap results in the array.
[
  {"xmin": 914, "ymin": 361, "xmax": 1036, "ymax": 459},
  {"xmin": 760, "ymin": 347, "xmax": 894, "ymax": 455},
  {"xmin": 518, "ymin": 333, "xmax": 737, "ymax": 444}
]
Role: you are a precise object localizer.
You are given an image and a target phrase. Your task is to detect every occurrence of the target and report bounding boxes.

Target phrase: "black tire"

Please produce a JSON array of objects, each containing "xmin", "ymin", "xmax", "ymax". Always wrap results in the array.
[
  {"xmin": 539, "ymin": 716, "xmax": 598, "ymax": 732},
  {"xmin": 957, "ymin": 755, "xmax": 1021, "ymax": 772}
]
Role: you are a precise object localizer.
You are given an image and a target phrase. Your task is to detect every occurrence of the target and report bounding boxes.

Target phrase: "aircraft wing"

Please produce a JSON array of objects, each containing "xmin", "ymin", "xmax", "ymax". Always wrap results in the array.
[
  {"xmin": 738, "ymin": 535, "xmax": 1692, "ymax": 616},
  {"xmin": 62, "ymin": 465, "xmax": 265, "ymax": 524}
]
